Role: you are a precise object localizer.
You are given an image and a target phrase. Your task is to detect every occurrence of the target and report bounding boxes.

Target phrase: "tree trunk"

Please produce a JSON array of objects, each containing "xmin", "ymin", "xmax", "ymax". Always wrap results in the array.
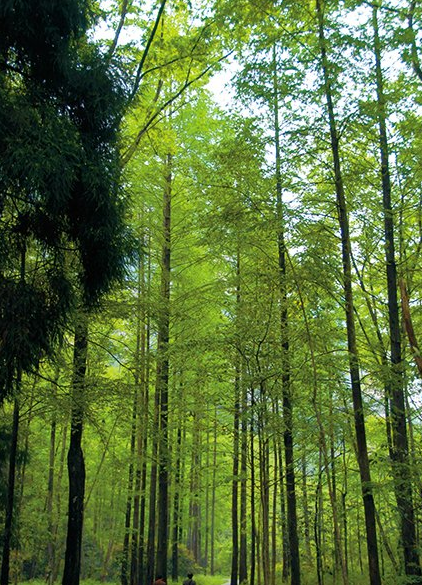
[
  {"xmin": 239, "ymin": 369, "xmax": 248, "ymax": 585},
  {"xmin": 155, "ymin": 152, "xmax": 172, "ymax": 580},
  {"xmin": 130, "ymin": 240, "xmax": 148, "ymax": 585},
  {"xmin": 314, "ymin": 451, "xmax": 324, "ymax": 585},
  {"xmin": 171, "ymin": 417, "xmax": 183, "ymax": 580},
  {"xmin": 204, "ymin": 425, "xmax": 210, "ymax": 573},
  {"xmin": 271, "ymin": 434, "xmax": 277, "ymax": 585},
  {"xmin": 210, "ymin": 409, "xmax": 217, "ymax": 576},
  {"xmin": 138, "ymin": 228, "xmax": 152, "ymax": 585},
  {"xmin": 46, "ymin": 369, "xmax": 60, "ymax": 585},
  {"xmin": 257, "ymin": 382, "xmax": 270, "ymax": 585},
  {"xmin": 189, "ymin": 410, "xmax": 202, "ymax": 563},
  {"xmin": 62, "ymin": 317, "xmax": 88, "ymax": 585},
  {"xmin": 273, "ymin": 43, "xmax": 300, "ymax": 585},
  {"xmin": 315, "ymin": 3, "xmax": 381, "ymax": 583},
  {"xmin": 341, "ymin": 438, "xmax": 349, "ymax": 578},
  {"xmin": 250, "ymin": 386, "xmax": 256, "ymax": 585},
  {"xmin": 120, "ymin": 364, "xmax": 138, "ymax": 585},
  {"xmin": 145, "ymin": 385, "xmax": 159, "ymax": 585},
  {"xmin": 231, "ymin": 251, "xmax": 241, "ymax": 585},
  {"xmin": 292, "ymin": 248, "xmax": 348, "ymax": 584},
  {"xmin": 372, "ymin": 8, "xmax": 421, "ymax": 579},
  {"xmin": 52, "ymin": 415, "xmax": 69, "ymax": 582},
  {"xmin": 121, "ymin": 377, "xmax": 138, "ymax": 585},
  {"xmin": 0, "ymin": 395, "xmax": 20, "ymax": 585},
  {"xmin": 277, "ymin": 430, "xmax": 289, "ymax": 583},
  {"xmin": 400, "ymin": 279, "xmax": 422, "ymax": 378},
  {"xmin": 231, "ymin": 366, "xmax": 240, "ymax": 585},
  {"xmin": 301, "ymin": 453, "xmax": 312, "ymax": 564}
]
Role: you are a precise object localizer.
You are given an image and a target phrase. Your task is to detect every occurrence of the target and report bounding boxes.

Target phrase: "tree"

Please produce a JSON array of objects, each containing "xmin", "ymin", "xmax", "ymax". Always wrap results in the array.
[
  {"xmin": 0, "ymin": 3, "xmax": 129, "ymax": 585},
  {"xmin": 314, "ymin": 2, "xmax": 381, "ymax": 583},
  {"xmin": 372, "ymin": 6, "xmax": 421, "ymax": 580}
]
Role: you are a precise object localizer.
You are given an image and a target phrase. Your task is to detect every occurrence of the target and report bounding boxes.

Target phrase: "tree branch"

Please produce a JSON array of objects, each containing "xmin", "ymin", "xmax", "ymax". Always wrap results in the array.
[
  {"xmin": 400, "ymin": 278, "xmax": 422, "ymax": 378},
  {"xmin": 129, "ymin": 0, "xmax": 168, "ymax": 102},
  {"xmin": 106, "ymin": 0, "xmax": 132, "ymax": 62},
  {"xmin": 121, "ymin": 50, "xmax": 234, "ymax": 166}
]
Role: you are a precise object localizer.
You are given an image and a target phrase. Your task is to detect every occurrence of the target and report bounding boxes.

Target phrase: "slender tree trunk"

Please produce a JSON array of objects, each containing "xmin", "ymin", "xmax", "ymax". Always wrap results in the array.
[
  {"xmin": 145, "ymin": 384, "xmax": 159, "ymax": 585},
  {"xmin": 375, "ymin": 508, "xmax": 399, "ymax": 573},
  {"xmin": 231, "ymin": 251, "xmax": 241, "ymax": 585},
  {"xmin": 273, "ymin": 401, "xmax": 289, "ymax": 582},
  {"xmin": 301, "ymin": 453, "xmax": 312, "ymax": 563},
  {"xmin": 137, "ymin": 382, "xmax": 149, "ymax": 585},
  {"xmin": 137, "ymin": 394, "xmax": 149, "ymax": 585},
  {"xmin": 138, "ymin": 228, "xmax": 151, "ymax": 585},
  {"xmin": 315, "ymin": 3, "xmax": 381, "ymax": 583},
  {"xmin": 357, "ymin": 507, "xmax": 363, "ymax": 575},
  {"xmin": 315, "ymin": 452, "xmax": 324, "ymax": 585},
  {"xmin": 204, "ymin": 425, "xmax": 210, "ymax": 573},
  {"xmin": 178, "ymin": 424, "xmax": 186, "ymax": 552},
  {"xmin": 62, "ymin": 317, "xmax": 88, "ymax": 585},
  {"xmin": 0, "ymin": 394, "xmax": 20, "ymax": 585},
  {"xmin": 250, "ymin": 387, "xmax": 256, "ymax": 585},
  {"xmin": 46, "ymin": 369, "xmax": 60, "ymax": 585},
  {"xmin": 231, "ymin": 368, "xmax": 240, "ymax": 585},
  {"xmin": 171, "ymin": 416, "xmax": 183, "ymax": 580},
  {"xmin": 130, "ymin": 240, "xmax": 147, "ymax": 585},
  {"xmin": 1, "ymin": 248, "xmax": 25, "ymax": 585},
  {"xmin": 155, "ymin": 152, "xmax": 172, "ymax": 580},
  {"xmin": 46, "ymin": 410, "xmax": 57, "ymax": 584},
  {"xmin": 52, "ymin": 416, "xmax": 69, "ymax": 582},
  {"xmin": 341, "ymin": 438, "xmax": 349, "ymax": 578},
  {"xmin": 16, "ymin": 378, "xmax": 35, "ymax": 521},
  {"xmin": 372, "ymin": 8, "xmax": 421, "ymax": 580},
  {"xmin": 257, "ymin": 382, "xmax": 270, "ymax": 585},
  {"xmin": 273, "ymin": 44, "xmax": 300, "ymax": 585},
  {"xmin": 210, "ymin": 408, "xmax": 217, "ymax": 576},
  {"xmin": 278, "ymin": 431, "xmax": 290, "ymax": 583},
  {"xmin": 121, "ymin": 377, "xmax": 138, "ymax": 585},
  {"xmin": 239, "ymin": 370, "xmax": 248, "ymax": 585},
  {"xmin": 400, "ymin": 279, "xmax": 422, "ymax": 378},
  {"xmin": 271, "ymin": 434, "xmax": 277, "ymax": 585},
  {"xmin": 189, "ymin": 410, "xmax": 201, "ymax": 563},
  {"xmin": 351, "ymin": 257, "xmax": 396, "ymax": 474},
  {"xmin": 130, "ymin": 415, "xmax": 142, "ymax": 585},
  {"xmin": 291, "ymin": 250, "xmax": 348, "ymax": 585}
]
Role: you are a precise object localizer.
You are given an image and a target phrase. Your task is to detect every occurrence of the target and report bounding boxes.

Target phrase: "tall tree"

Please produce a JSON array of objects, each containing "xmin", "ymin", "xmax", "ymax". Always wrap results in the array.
[
  {"xmin": 315, "ymin": 1, "xmax": 381, "ymax": 584},
  {"xmin": 273, "ymin": 43, "xmax": 301, "ymax": 585},
  {"xmin": 0, "ymin": 4, "xmax": 128, "ymax": 584},
  {"xmin": 372, "ymin": 6, "xmax": 421, "ymax": 580},
  {"xmin": 62, "ymin": 317, "xmax": 88, "ymax": 585}
]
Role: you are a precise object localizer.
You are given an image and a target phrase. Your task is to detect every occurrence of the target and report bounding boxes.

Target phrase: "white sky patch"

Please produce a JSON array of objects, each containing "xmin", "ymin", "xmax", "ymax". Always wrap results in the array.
[{"xmin": 206, "ymin": 66, "xmax": 237, "ymax": 110}]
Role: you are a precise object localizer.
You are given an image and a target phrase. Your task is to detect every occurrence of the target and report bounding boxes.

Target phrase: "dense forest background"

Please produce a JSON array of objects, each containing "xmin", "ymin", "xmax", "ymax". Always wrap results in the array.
[{"xmin": 2, "ymin": 1, "xmax": 422, "ymax": 585}]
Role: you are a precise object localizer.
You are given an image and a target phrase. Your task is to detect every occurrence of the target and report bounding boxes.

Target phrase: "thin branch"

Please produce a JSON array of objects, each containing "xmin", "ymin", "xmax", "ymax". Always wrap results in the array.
[
  {"xmin": 360, "ymin": 0, "xmax": 402, "ymax": 14},
  {"xmin": 129, "ymin": 0, "xmax": 168, "ymax": 101},
  {"xmin": 84, "ymin": 413, "xmax": 122, "ymax": 510},
  {"xmin": 121, "ymin": 50, "xmax": 234, "ymax": 166},
  {"xmin": 137, "ymin": 54, "xmax": 193, "ymax": 81},
  {"xmin": 106, "ymin": 0, "xmax": 132, "ymax": 62}
]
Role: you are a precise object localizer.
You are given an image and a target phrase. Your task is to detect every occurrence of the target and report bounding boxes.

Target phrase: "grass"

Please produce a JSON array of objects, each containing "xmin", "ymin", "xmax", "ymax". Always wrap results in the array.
[
  {"xmin": 20, "ymin": 577, "xmax": 230, "ymax": 585},
  {"xmin": 177, "ymin": 576, "xmax": 229, "ymax": 585},
  {"xmin": 159, "ymin": 576, "xmax": 228, "ymax": 585}
]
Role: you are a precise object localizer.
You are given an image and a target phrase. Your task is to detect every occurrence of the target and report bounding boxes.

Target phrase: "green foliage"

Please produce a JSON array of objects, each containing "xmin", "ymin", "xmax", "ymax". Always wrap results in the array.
[
  {"xmin": 0, "ymin": 0, "xmax": 131, "ymax": 399},
  {"xmin": 5, "ymin": 0, "xmax": 422, "ymax": 584}
]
